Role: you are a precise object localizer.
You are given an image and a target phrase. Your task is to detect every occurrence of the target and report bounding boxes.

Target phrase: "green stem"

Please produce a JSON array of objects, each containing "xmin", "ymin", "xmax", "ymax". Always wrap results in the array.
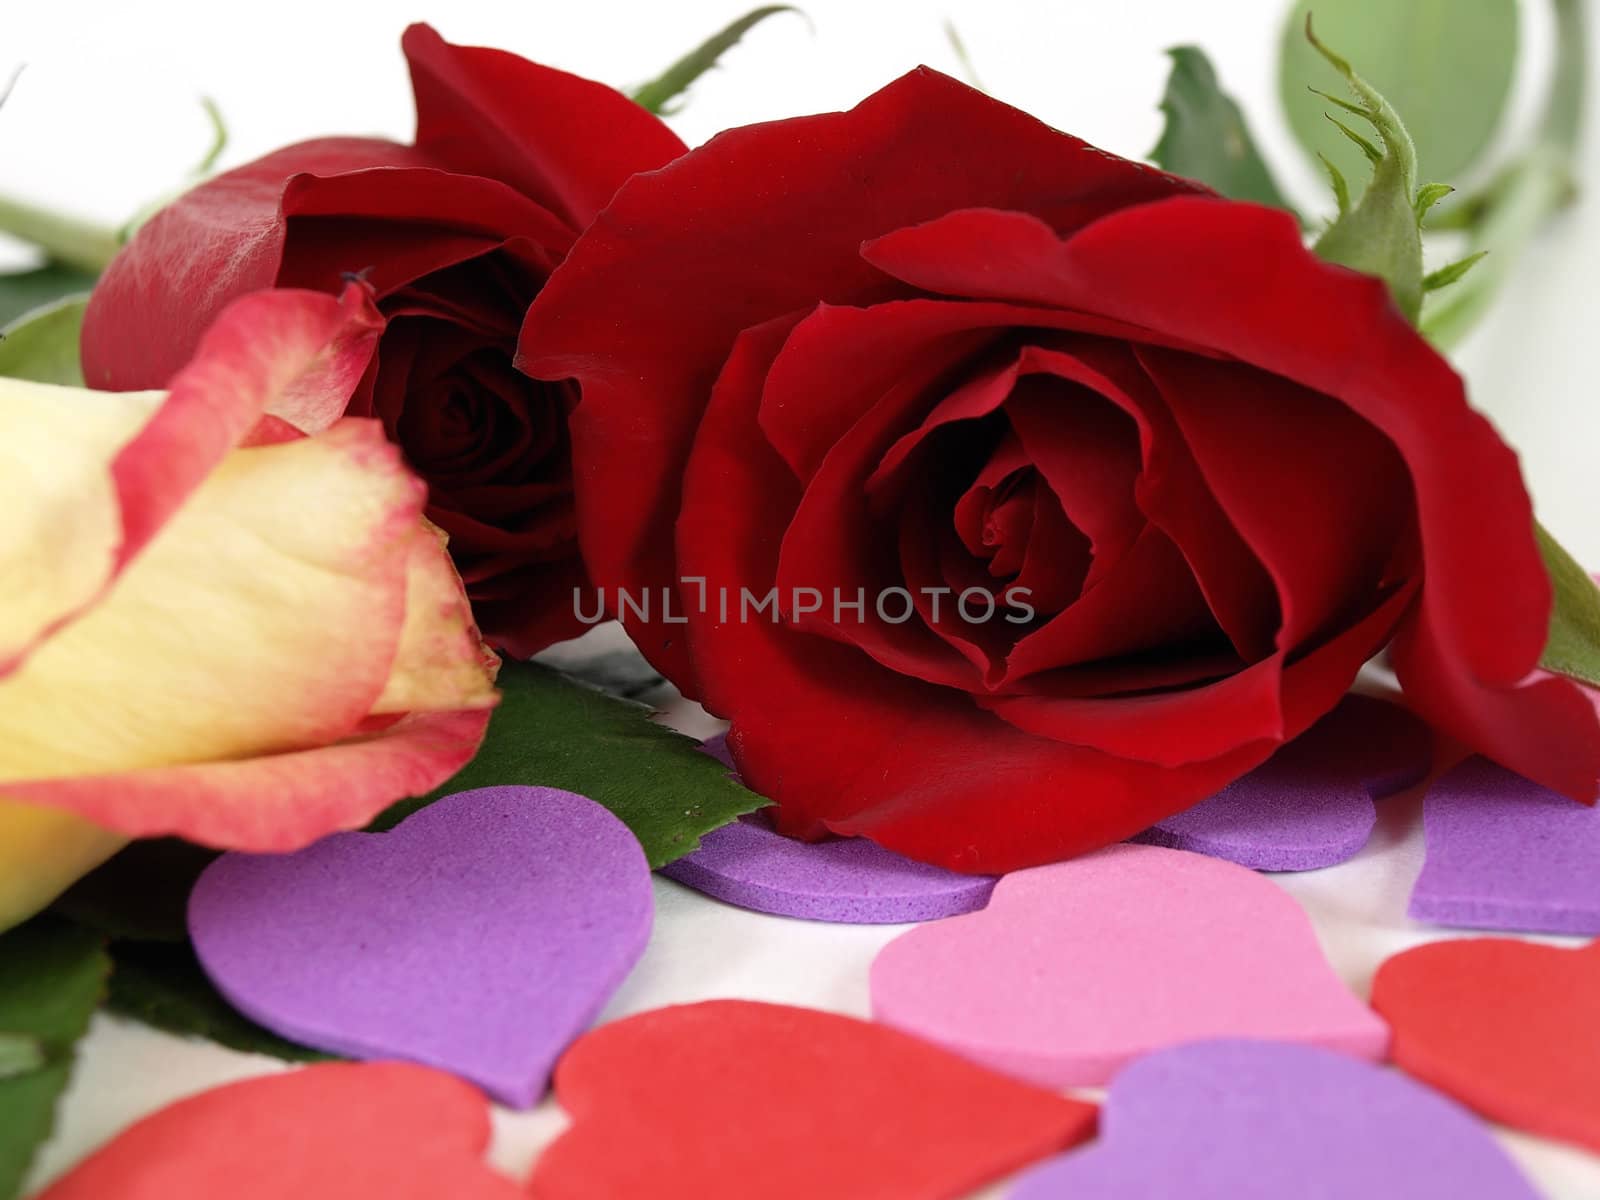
[
  {"xmin": 1423, "ymin": 0, "xmax": 1586, "ymax": 348},
  {"xmin": 0, "ymin": 193, "xmax": 121, "ymax": 275}
]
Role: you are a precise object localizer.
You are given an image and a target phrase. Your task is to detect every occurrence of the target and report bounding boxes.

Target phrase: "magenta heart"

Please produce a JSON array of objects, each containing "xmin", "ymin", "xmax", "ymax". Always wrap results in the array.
[
  {"xmin": 870, "ymin": 845, "xmax": 1386, "ymax": 1087},
  {"xmin": 1008, "ymin": 1040, "xmax": 1537, "ymax": 1198},
  {"xmin": 1135, "ymin": 694, "xmax": 1431, "ymax": 870},
  {"xmin": 188, "ymin": 787, "xmax": 653, "ymax": 1107}
]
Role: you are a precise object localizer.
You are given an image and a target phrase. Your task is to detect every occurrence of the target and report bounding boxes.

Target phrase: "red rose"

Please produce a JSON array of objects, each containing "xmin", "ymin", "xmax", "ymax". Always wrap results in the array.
[
  {"xmin": 520, "ymin": 68, "xmax": 1600, "ymax": 872},
  {"xmin": 81, "ymin": 23, "xmax": 684, "ymax": 657}
]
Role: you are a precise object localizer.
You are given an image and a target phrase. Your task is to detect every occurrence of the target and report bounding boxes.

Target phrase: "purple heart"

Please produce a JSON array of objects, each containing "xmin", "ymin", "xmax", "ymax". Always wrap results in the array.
[
  {"xmin": 1008, "ymin": 1039, "xmax": 1537, "ymax": 1199},
  {"xmin": 660, "ymin": 810, "xmax": 996, "ymax": 923},
  {"xmin": 1410, "ymin": 756, "xmax": 1600, "ymax": 934},
  {"xmin": 1135, "ymin": 694, "xmax": 1432, "ymax": 870},
  {"xmin": 661, "ymin": 734, "xmax": 995, "ymax": 923},
  {"xmin": 188, "ymin": 787, "xmax": 653, "ymax": 1107}
]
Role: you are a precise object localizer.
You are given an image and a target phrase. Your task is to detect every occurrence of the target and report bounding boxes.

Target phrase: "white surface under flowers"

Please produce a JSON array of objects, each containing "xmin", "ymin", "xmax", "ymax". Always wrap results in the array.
[{"xmin": 4, "ymin": 0, "xmax": 1600, "ymax": 1195}]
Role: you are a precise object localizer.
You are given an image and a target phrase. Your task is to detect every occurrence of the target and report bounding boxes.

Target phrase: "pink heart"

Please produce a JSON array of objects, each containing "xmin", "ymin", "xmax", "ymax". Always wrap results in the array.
[{"xmin": 870, "ymin": 843, "xmax": 1386, "ymax": 1086}]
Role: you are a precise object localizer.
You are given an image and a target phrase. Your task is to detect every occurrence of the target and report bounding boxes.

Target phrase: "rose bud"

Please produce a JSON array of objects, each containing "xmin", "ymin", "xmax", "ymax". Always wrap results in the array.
[
  {"xmin": 520, "ymin": 68, "xmax": 1600, "ymax": 872},
  {"xmin": 0, "ymin": 284, "xmax": 498, "ymax": 931},
  {"xmin": 80, "ymin": 23, "xmax": 685, "ymax": 657}
]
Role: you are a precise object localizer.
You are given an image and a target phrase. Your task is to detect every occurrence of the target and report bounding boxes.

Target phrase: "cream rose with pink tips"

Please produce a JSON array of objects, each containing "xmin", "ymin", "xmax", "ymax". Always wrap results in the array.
[{"xmin": 0, "ymin": 283, "xmax": 500, "ymax": 931}]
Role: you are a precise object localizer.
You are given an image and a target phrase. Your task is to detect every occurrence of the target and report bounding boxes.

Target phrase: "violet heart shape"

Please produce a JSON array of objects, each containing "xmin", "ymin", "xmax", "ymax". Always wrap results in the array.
[
  {"xmin": 1007, "ymin": 1039, "xmax": 1538, "ymax": 1199},
  {"xmin": 188, "ymin": 786, "xmax": 653, "ymax": 1107},
  {"xmin": 1134, "ymin": 694, "xmax": 1432, "ymax": 871},
  {"xmin": 660, "ymin": 809, "xmax": 996, "ymax": 924},
  {"xmin": 1410, "ymin": 756, "xmax": 1600, "ymax": 934},
  {"xmin": 870, "ymin": 844, "xmax": 1386, "ymax": 1087},
  {"xmin": 675, "ymin": 735, "xmax": 996, "ymax": 923}
]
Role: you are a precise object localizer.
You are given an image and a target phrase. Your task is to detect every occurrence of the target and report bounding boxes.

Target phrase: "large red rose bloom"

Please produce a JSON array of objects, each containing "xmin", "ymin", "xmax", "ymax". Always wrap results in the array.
[
  {"xmin": 80, "ymin": 24, "xmax": 685, "ymax": 657},
  {"xmin": 519, "ymin": 68, "xmax": 1600, "ymax": 872}
]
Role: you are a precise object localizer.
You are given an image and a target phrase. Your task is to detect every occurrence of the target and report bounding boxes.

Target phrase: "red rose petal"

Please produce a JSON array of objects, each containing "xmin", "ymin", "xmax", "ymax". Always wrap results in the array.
[
  {"xmin": 82, "ymin": 138, "xmax": 424, "ymax": 390},
  {"xmin": 1135, "ymin": 346, "xmax": 1412, "ymax": 649},
  {"xmin": 403, "ymin": 23, "xmax": 685, "ymax": 230}
]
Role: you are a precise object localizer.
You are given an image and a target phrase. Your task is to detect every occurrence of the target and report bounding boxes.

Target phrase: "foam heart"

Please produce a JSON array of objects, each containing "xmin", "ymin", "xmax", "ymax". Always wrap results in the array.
[
  {"xmin": 1006, "ymin": 1039, "xmax": 1537, "ymax": 1199},
  {"xmin": 35, "ymin": 1061, "xmax": 522, "ymax": 1199},
  {"xmin": 659, "ymin": 809, "xmax": 996, "ymax": 924},
  {"xmin": 189, "ymin": 787, "xmax": 652, "ymax": 1107},
  {"xmin": 870, "ymin": 843, "xmax": 1386, "ymax": 1086},
  {"xmin": 527, "ymin": 999, "xmax": 1095, "ymax": 1199},
  {"xmin": 1135, "ymin": 694, "xmax": 1432, "ymax": 870},
  {"xmin": 1410, "ymin": 757, "xmax": 1600, "ymax": 933},
  {"xmin": 1372, "ymin": 938, "xmax": 1600, "ymax": 1152},
  {"xmin": 675, "ymin": 735, "xmax": 996, "ymax": 922}
]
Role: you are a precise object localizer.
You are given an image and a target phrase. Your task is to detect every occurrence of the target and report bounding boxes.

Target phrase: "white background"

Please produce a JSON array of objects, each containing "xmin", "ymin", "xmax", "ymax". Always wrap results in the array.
[{"xmin": 3, "ymin": 1, "xmax": 1599, "ymax": 1196}]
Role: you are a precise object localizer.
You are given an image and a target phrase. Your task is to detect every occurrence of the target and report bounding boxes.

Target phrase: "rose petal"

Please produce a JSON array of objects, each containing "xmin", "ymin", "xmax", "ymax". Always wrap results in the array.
[
  {"xmin": 82, "ymin": 138, "xmax": 423, "ymax": 390},
  {"xmin": 371, "ymin": 522, "xmax": 501, "ymax": 716},
  {"xmin": 1135, "ymin": 346, "xmax": 1412, "ymax": 650},
  {"xmin": 276, "ymin": 170, "xmax": 567, "ymax": 297},
  {"xmin": 1391, "ymin": 614, "xmax": 1600, "ymax": 801},
  {"xmin": 403, "ymin": 23, "xmax": 685, "ymax": 230},
  {"xmin": 0, "ymin": 419, "xmax": 427, "ymax": 781},
  {"xmin": 0, "ymin": 802, "xmax": 127, "ymax": 931},
  {"xmin": 0, "ymin": 380, "xmax": 160, "ymax": 676},
  {"xmin": 986, "ymin": 583, "xmax": 1416, "ymax": 766},
  {"xmin": 2, "ymin": 708, "xmax": 490, "ymax": 851},
  {"xmin": 112, "ymin": 283, "xmax": 384, "ymax": 565}
]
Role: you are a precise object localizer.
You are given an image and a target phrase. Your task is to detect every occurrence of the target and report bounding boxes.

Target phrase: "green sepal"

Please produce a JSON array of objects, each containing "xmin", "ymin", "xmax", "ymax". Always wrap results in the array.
[
  {"xmin": 1318, "ymin": 154, "xmax": 1352, "ymax": 218},
  {"xmin": 1414, "ymin": 182, "xmax": 1455, "ymax": 224},
  {"xmin": 1149, "ymin": 46, "xmax": 1301, "ymax": 220},
  {"xmin": 1422, "ymin": 251, "xmax": 1488, "ymax": 293},
  {"xmin": 631, "ymin": 6, "xmax": 805, "ymax": 115},
  {"xmin": 1536, "ymin": 522, "xmax": 1600, "ymax": 688},
  {"xmin": 1305, "ymin": 19, "xmax": 1431, "ymax": 322}
]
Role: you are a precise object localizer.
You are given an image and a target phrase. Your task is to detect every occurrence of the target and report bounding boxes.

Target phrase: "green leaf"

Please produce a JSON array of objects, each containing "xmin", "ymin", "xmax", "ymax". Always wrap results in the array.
[
  {"xmin": 0, "ymin": 293, "xmax": 88, "ymax": 385},
  {"xmin": 0, "ymin": 264, "xmax": 97, "ymax": 327},
  {"xmin": 1150, "ymin": 46, "xmax": 1300, "ymax": 220},
  {"xmin": 0, "ymin": 917, "xmax": 109, "ymax": 1200},
  {"xmin": 373, "ymin": 661, "xmax": 765, "ymax": 866},
  {"xmin": 1279, "ymin": 0, "xmax": 1517, "ymax": 192},
  {"xmin": 1536, "ymin": 522, "xmax": 1600, "ymax": 688},
  {"xmin": 0, "ymin": 1037, "xmax": 44, "ymax": 1081},
  {"xmin": 632, "ymin": 6, "xmax": 805, "ymax": 115},
  {"xmin": 1305, "ymin": 21, "xmax": 1428, "ymax": 322},
  {"xmin": 104, "ymin": 941, "xmax": 329, "ymax": 1063},
  {"xmin": 52, "ymin": 839, "xmax": 219, "ymax": 944}
]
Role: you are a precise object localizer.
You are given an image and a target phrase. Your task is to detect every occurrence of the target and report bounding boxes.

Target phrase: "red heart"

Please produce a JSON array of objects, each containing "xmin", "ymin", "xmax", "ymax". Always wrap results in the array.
[
  {"xmin": 1372, "ymin": 938, "xmax": 1600, "ymax": 1151},
  {"xmin": 527, "ymin": 1000, "xmax": 1095, "ymax": 1199},
  {"xmin": 36, "ymin": 1062, "xmax": 522, "ymax": 1199}
]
